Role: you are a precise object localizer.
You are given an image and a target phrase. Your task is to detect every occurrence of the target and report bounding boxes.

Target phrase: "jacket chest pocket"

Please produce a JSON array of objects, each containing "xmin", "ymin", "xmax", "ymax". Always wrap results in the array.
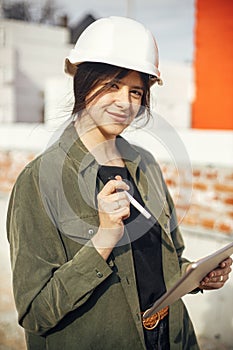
[{"xmin": 59, "ymin": 214, "xmax": 99, "ymax": 244}]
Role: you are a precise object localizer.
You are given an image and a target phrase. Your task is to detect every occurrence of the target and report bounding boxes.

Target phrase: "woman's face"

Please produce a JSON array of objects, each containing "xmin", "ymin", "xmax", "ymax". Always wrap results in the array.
[{"xmin": 81, "ymin": 71, "xmax": 144, "ymax": 142}]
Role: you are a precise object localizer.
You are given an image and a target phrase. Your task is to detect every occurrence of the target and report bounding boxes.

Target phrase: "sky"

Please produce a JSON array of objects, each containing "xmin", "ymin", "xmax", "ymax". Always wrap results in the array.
[{"xmin": 54, "ymin": 0, "xmax": 196, "ymax": 63}]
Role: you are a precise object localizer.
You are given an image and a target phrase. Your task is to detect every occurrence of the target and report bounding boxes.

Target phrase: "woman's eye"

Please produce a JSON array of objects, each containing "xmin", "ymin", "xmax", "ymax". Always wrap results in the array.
[
  {"xmin": 131, "ymin": 90, "xmax": 143, "ymax": 97},
  {"xmin": 110, "ymin": 83, "xmax": 118, "ymax": 89},
  {"xmin": 103, "ymin": 82, "xmax": 118, "ymax": 89},
  {"xmin": 103, "ymin": 82, "xmax": 118, "ymax": 90}
]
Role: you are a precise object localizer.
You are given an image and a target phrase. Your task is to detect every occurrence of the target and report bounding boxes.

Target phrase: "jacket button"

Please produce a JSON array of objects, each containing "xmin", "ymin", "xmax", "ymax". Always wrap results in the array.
[
  {"xmin": 88, "ymin": 229, "xmax": 94, "ymax": 235},
  {"xmin": 96, "ymin": 271, "xmax": 103, "ymax": 278}
]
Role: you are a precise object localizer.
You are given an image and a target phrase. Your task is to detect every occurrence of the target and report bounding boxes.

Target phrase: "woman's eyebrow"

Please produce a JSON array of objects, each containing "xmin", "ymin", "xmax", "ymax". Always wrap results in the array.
[
  {"xmin": 131, "ymin": 85, "xmax": 144, "ymax": 91},
  {"xmin": 111, "ymin": 78, "xmax": 144, "ymax": 91}
]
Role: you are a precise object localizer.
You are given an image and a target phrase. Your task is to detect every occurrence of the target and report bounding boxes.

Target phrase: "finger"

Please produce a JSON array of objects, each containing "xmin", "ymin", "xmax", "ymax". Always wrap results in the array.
[
  {"xmin": 207, "ymin": 274, "xmax": 228, "ymax": 283},
  {"xmin": 200, "ymin": 282, "xmax": 224, "ymax": 290},
  {"xmin": 116, "ymin": 205, "xmax": 130, "ymax": 218},
  {"xmin": 99, "ymin": 193, "xmax": 130, "ymax": 213},
  {"xmin": 220, "ymin": 257, "xmax": 233, "ymax": 268},
  {"xmin": 106, "ymin": 205, "xmax": 130, "ymax": 224},
  {"xmin": 109, "ymin": 191, "xmax": 130, "ymax": 203},
  {"xmin": 115, "ymin": 198, "xmax": 130, "ymax": 212},
  {"xmin": 100, "ymin": 179, "xmax": 130, "ymax": 195},
  {"xmin": 206, "ymin": 263, "xmax": 232, "ymax": 279},
  {"xmin": 200, "ymin": 276, "xmax": 225, "ymax": 289},
  {"xmin": 99, "ymin": 192, "xmax": 129, "ymax": 209},
  {"xmin": 202, "ymin": 269, "xmax": 230, "ymax": 286},
  {"xmin": 110, "ymin": 199, "xmax": 129, "ymax": 212},
  {"xmin": 122, "ymin": 208, "xmax": 130, "ymax": 221}
]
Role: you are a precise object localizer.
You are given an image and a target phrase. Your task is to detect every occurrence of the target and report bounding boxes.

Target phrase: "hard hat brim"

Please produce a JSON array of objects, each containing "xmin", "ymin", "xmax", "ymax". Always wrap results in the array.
[{"xmin": 64, "ymin": 58, "xmax": 163, "ymax": 86}]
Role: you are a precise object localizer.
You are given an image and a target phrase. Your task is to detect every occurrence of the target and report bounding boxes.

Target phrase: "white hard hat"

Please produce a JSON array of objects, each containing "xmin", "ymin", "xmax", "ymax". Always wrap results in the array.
[{"xmin": 64, "ymin": 16, "xmax": 163, "ymax": 85}]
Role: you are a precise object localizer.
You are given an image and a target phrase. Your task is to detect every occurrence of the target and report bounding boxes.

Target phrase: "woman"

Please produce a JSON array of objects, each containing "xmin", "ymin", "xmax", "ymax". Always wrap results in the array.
[{"xmin": 7, "ymin": 16, "xmax": 232, "ymax": 350}]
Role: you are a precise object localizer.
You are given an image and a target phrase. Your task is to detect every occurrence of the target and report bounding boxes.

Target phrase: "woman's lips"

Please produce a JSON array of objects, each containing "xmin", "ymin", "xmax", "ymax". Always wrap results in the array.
[{"xmin": 106, "ymin": 110, "xmax": 129, "ymax": 123}]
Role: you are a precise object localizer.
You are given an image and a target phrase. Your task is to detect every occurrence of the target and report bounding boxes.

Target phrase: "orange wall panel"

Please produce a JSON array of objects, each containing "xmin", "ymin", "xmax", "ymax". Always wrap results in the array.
[{"xmin": 192, "ymin": 0, "xmax": 233, "ymax": 129}]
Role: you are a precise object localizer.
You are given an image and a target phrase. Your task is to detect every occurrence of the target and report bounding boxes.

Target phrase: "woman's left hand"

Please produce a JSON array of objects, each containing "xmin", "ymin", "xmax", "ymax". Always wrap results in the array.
[{"xmin": 199, "ymin": 257, "xmax": 232, "ymax": 290}]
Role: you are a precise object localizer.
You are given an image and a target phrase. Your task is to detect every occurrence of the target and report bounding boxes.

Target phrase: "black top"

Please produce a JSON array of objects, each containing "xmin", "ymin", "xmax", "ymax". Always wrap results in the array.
[{"xmin": 98, "ymin": 165, "xmax": 166, "ymax": 311}]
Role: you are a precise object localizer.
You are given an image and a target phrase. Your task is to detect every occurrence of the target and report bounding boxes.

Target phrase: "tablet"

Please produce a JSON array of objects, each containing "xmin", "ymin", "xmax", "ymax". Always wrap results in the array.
[{"xmin": 143, "ymin": 241, "xmax": 233, "ymax": 318}]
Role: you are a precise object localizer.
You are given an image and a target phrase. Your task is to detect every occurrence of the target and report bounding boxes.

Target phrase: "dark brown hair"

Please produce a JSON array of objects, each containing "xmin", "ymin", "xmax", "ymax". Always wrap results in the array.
[{"xmin": 72, "ymin": 62, "xmax": 151, "ymax": 121}]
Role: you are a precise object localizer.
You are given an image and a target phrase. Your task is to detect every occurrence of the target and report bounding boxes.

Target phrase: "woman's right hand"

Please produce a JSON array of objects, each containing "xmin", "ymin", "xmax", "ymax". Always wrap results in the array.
[{"xmin": 91, "ymin": 176, "xmax": 130, "ymax": 258}]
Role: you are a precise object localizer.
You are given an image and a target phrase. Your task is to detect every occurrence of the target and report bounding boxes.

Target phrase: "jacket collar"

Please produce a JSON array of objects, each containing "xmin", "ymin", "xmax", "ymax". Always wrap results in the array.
[
  {"xmin": 59, "ymin": 122, "xmax": 142, "ymax": 172},
  {"xmin": 59, "ymin": 122, "xmax": 146, "ymax": 206}
]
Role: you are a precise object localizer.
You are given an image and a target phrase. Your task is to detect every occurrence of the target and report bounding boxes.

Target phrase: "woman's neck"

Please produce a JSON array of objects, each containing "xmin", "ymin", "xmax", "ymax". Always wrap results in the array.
[{"xmin": 75, "ymin": 120, "xmax": 125, "ymax": 167}]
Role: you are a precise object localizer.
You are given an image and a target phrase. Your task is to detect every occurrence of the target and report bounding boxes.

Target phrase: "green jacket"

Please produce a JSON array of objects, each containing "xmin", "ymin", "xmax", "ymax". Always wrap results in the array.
[{"xmin": 7, "ymin": 122, "xmax": 199, "ymax": 350}]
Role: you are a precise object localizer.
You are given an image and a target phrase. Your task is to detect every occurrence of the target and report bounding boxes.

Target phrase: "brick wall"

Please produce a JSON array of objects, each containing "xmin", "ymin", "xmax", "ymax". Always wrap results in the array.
[
  {"xmin": 0, "ymin": 149, "xmax": 35, "ymax": 193},
  {"xmin": 161, "ymin": 162, "xmax": 233, "ymax": 236},
  {"xmin": 1, "ymin": 149, "xmax": 233, "ymax": 236}
]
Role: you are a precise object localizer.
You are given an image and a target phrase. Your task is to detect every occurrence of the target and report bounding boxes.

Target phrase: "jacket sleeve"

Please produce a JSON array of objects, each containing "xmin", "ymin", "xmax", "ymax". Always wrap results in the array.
[{"xmin": 6, "ymin": 165, "xmax": 113, "ymax": 336}]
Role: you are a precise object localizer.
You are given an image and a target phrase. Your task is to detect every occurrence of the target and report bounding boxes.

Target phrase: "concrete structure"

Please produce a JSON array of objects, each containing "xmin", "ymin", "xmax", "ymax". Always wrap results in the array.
[
  {"xmin": 0, "ymin": 19, "xmax": 71, "ymax": 123},
  {"xmin": 151, "ymin": 60, "xmax": 194, "ymax": 129},
  {"xmin": 0, "ymin": 19, "xmax": 194, "ymax": 128},
  {"xmin": 0, "ymin": 122, "xmax": 232, "ymax": 165},
  {"xmin": 44, "ymin": 59, "xmax": 194, "ymax": 129}
]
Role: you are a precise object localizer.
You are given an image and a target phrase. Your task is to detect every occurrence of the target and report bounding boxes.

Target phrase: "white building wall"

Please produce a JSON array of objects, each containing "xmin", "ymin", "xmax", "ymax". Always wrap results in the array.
[
  {"xmin": 0, "ymin": 19, "xmax": 72, "ymax": 123},
  {"xmin": 0, "ymin": 84, "xmax": 15, "ymax": 122},
  {"xmin": 44, "ymin": 76, "xmax": 73, "ymax": 126},
  {"xmin": 0, "ymin": 19, "xmax": 194, "ymax": 128},
  {"xmin": 151, "ymin": 60, "xmax": 194, "ymax": 129},
  {"xmin": 0, "ymin": 123, "xmax": 232, "ymax": 167},
  {"xmin": 0, "ymin": 46, "xmax": 15, "ymax": 122}
]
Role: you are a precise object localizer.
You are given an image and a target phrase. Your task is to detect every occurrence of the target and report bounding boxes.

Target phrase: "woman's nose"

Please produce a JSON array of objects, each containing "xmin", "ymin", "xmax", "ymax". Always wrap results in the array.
[{"xmin": 115, "ymin": 87, "xmax": 130, "ymax": 107}]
